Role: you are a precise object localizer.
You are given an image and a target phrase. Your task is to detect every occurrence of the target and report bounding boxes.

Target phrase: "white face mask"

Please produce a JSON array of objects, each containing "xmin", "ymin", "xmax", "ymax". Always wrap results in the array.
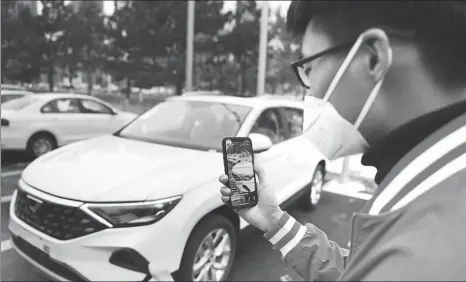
[{"xmin": 303, "ymin": 32, "xmax": 393, "ymax": 160}]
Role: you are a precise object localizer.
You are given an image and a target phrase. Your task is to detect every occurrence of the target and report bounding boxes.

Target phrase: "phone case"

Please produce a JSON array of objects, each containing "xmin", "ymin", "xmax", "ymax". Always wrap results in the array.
[{"xmin": 222, "ymin": 137, "xmax": 258, "ymax": 209}]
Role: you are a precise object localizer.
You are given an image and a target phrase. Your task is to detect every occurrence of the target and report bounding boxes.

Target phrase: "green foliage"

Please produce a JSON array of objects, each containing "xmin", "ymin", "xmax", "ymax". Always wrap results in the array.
[
  {"xmin": 1, "ymin": 2, "xmax": 45, "ymax": 84},
  {"xmin": 64, "ymin": 1, "xmax": 106, "ymax": 92},
  {"xmin": 1, "ymin": 1, "xmax": 300, "ymax": 96}
]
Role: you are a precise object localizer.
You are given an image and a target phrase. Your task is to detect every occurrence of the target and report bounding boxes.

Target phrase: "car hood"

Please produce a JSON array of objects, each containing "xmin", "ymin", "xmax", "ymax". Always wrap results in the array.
[{"xmin": 22, "ymin": 135, "xmax": 223, "ymax": 203}]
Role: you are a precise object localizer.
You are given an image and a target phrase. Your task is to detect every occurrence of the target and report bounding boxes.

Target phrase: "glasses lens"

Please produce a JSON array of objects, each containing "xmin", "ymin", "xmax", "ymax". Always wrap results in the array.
[{"xmin": 296, "ymin": 66, "xmax": 311, "ymax": 88}]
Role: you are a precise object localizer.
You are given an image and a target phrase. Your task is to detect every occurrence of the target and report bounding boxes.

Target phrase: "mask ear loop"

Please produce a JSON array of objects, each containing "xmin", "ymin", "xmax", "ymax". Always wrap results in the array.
[
  {"xmin": 322, "ymin": 36, "xmax": 366, "ymax": 102},
  {"xmin": 321, "ymin": 32, "xmax": 393, "ymax": 130},
  {"xmin": 353, "ymin": 44, "xmax": 392, "ymax": 129}
]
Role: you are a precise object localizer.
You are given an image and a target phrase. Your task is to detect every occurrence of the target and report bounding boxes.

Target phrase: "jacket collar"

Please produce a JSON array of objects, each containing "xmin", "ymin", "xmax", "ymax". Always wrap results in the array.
[{"xmin": 362, "ymin": 100, "xmax": 466, "ymax": 185}]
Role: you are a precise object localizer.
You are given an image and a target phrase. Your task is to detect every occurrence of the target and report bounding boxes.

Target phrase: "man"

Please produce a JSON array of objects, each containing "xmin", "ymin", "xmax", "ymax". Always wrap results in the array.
[{"xmin": 220, "ymin": 1, "xmax": 466, "ymax": 281}]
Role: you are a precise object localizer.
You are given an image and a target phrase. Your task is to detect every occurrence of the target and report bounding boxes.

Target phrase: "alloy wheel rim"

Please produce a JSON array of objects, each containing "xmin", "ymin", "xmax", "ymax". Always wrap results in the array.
[
  {"xmin": 310, "ymin": 169, "xmax": 323, "ymax": 205},
  {"xmin": 33, "ymin": 139, "xmax": 52, "ymax": 157},
  {"xmin": 192, "ymin": 228, "xmax": 232, "ymax": 282}
]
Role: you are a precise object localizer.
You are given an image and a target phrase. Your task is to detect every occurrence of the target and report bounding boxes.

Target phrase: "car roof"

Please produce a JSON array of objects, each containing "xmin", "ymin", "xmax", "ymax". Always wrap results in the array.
[
  {"xmin": 170, "ymin": 94, "xmax": 305, "ymax": 109},
  {"xmin": 32, "ymin": 92, "xmax": 103, "ymax": 101},
  {"xmin": 1, "ymin": 89, "xmax": 34, "ymax": 95}
]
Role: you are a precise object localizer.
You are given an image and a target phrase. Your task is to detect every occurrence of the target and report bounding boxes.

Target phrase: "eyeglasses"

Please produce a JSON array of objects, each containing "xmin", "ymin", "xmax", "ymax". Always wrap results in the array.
[
  {"xmin": 291, "ymin": 29, "xmax": 417, "ymax": 89},
  {"xmin": 290, "ymin": 41, "xmax": 355, "ymax": 89}
]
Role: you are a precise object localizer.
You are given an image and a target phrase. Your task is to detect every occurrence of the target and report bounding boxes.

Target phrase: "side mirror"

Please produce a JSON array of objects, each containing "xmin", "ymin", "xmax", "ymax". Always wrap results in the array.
[
  {"xmin": 111, "ymin": 109, "xmax": 119, "ymax": 115},
  {"xmin": 249, "ymin": 133, "xmax": 273, "ymax": 153}
]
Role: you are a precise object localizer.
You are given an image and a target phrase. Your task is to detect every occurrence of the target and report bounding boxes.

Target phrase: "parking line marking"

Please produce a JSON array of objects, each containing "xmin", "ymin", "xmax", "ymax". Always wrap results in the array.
[
  {"xmin": 1, "ymin": 170, "xmax": 23, "ymax": 178},
  {"xmin": 1, "ymin": 195, "xmax": 12, "ymax": 203},
  {"xmin": 1, "ymin": 239, "xmax": 12, "ymax": 252}
]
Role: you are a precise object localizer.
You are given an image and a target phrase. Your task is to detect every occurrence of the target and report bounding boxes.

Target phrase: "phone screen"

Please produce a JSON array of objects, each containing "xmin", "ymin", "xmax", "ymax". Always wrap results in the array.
[{"xmin": 222, "ymin": 137, "xmax": 258, "ymax": 208}]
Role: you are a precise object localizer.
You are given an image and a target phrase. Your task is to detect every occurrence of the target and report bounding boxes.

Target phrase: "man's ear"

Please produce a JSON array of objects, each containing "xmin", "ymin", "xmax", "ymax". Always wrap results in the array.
[{"xmin": 360, "ymin": 28, "xmax": 392, "ymax": 82}]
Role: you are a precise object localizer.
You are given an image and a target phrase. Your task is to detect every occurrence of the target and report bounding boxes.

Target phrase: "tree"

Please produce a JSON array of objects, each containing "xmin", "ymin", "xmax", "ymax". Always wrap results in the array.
[
  {"xmin": 104, "ymin": 1, "xmax": 171, "ymax": 98},
  {"xmin": 220, "ymin": 1, "xmax": 262, "ymax": 96},
  {"xmin": 104, "ymin": 1, "xmax": 230, "ymax": 96},
  {"xmin": 64, "ymin": 1, "xmax": 106, "ymax": 94},
  {"xmin": 266, "ymin": 10, "xmax": 301, "ymax": 95},
  {"xmin": 1, "ymin": 2, "xmax": 44, "ymax": 84},
  {"xmin": 38, "ymin": 0, "xmax": 73, "ymax": 91}
]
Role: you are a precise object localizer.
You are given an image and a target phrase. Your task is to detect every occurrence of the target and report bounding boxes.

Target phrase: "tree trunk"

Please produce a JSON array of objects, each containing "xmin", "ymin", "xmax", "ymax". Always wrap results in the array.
[
  {"xmin": 236, "ymin": 73, "xmax": 242, "ymax": 96},
  {"xmin": 48, "ymin": 62, "xmax": 55, "ymax": 92},
  {"xmin": 86, "ymin": 69, "xmax": 93, "ymax": 95},
  {"xmin": 175, "ymin": 78, "xmax": 183, "ymax": 95},
  {"xmin": 125, "ymin": 78, "xmax": 132, "ymax": 100}
]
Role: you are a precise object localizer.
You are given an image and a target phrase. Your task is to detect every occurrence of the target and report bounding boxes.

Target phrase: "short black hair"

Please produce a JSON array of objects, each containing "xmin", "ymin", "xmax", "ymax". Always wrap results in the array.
[{"xmin": 286, "ymin": 1, "xmax": 466, "ymax": 89}]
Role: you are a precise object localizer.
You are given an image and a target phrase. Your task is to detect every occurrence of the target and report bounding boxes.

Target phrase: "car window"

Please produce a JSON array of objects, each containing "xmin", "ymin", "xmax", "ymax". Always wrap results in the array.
[
  {"xmin": 79, "ymin": 99, "xmax": 113, "ymax": 114},
  {"xmin": 250, "ymin": 108, "xmax": 285, "ymax": 144},
  {"xmin": 1, "ymin": 94, "xmax": 23, "ymax": 103},
  {"xmin": 42, "ymin": 98, "xmax": 81, "ymax": 113},
  {"xmin": 117, "ymin": 100, "xmax": 251, "ymax": 151},
  {"xmin": 282, "ymin": 107, "xmax": 304, "ymax": 139}
]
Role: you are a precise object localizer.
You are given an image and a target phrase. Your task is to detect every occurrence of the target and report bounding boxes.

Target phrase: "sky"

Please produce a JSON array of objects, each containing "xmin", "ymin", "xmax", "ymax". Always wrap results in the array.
[{"xmin": 37, "ymin": 1, "xmax": 291, "ymax": 17}]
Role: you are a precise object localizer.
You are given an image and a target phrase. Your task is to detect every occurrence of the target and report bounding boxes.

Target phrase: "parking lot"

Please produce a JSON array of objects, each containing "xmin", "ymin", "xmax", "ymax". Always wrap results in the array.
[{"xmin": 1, "ymin": 153, "xmax": 368, "ymax": 281}]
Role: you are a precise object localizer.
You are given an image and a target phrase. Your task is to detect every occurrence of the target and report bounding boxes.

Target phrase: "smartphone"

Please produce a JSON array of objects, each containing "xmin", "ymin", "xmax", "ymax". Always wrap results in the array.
[{"xmin": 222, "ymin": 137, "xmax": 258, "ymax": 208}]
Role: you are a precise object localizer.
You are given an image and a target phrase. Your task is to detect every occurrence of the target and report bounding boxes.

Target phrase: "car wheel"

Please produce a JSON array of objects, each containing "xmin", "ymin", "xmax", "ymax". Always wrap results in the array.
[
  {"xmin": 177, "ymin": 214, "xmax": 237, "ymax": 282},
  {"xmin": 300, "ymin": 163, "xmax": 325, "ymax": 211},
  {"xmin": 27, "ymin": 133, "xmax": 57, "ymax": 158}
]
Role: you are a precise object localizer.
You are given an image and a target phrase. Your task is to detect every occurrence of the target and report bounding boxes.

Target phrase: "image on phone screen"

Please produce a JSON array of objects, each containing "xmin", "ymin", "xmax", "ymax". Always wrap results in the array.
[{"xmin": 224, "ymin": 138, "xmax": 257, "ymax": 207}]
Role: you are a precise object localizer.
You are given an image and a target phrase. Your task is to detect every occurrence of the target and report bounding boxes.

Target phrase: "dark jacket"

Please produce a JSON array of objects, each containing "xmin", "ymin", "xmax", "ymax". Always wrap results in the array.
[{"xmin": 263, "ymin": 100, "xmax": 466, "ymax": 281}]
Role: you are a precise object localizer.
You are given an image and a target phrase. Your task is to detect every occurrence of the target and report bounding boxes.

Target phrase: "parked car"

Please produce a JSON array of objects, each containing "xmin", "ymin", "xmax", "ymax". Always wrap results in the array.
[
  {"xmin": 1, "ymin": 89, "xmax": 34, "ymax": 104},
  {"xmin": 9, "ymin": 93, "xmax": 327, "ymax": 281},
  {"xmin": 1, "ymin": 93, "xmax": 137, "ymax": 158},
  {"xmin": 1, "ymin": 83, "xmax": 25, "ymax": 91}
]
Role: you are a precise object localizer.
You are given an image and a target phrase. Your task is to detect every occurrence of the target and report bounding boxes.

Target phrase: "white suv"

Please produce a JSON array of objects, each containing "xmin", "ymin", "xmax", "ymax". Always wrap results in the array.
[{"xmin": 9, "ymin": 94, "xmax": 327, "ymax": 281}]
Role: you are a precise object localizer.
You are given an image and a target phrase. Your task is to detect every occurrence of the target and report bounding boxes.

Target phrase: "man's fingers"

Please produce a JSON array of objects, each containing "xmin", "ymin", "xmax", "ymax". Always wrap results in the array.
[
  {"xmin": 220, "ymin": 186, "xmax": 231, "ymax": 196},
  {"xmin": 219, "ymin": 174, "xmax": 229, "ymax": 185},
  {"xmin": 253, "ymin": 160, "xmax": 266, "ymax": 184},
  {"xmin": 221, "ymin": 195, "xmax": 230, "ymax": 203}
]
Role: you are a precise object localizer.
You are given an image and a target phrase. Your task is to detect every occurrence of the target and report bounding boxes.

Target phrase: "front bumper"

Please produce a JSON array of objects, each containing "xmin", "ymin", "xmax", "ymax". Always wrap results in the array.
[{"xmin": 8, "ymin": 184, "xmax": 186, "ymax": 281}]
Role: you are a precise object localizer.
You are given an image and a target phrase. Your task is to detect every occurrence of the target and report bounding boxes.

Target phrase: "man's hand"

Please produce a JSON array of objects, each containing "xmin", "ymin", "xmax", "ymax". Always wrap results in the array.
[{"xmin": 219, "ymin": 158, "xmax": 284, "ymax": 233}]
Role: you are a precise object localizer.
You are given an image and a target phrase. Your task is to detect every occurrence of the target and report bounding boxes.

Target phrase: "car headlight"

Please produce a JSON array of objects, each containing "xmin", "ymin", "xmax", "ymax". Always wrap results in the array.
[{"xmin": 83, "ymin": 195, "xmax": 182, "ymax": 228}]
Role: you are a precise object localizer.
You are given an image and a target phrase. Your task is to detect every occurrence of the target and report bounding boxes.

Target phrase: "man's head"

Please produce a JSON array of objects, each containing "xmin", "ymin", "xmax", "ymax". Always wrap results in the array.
[{"xmin": 287, "ymin": 1, "xmax": 466, "ymax": 144}]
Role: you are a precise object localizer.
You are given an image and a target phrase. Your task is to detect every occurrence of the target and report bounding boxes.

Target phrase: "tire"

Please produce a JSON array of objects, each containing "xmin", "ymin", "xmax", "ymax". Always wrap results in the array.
[
  {"xmin": 27, "ymin": 132, "xmax": 57, "ymax": 159},
  {"xmin": 177, "ymin": 214, "xmax": 237, "ymax": 282},
  {"xmin": 300, "ymin": 163, "xmax": 325, "ymax": 211}
]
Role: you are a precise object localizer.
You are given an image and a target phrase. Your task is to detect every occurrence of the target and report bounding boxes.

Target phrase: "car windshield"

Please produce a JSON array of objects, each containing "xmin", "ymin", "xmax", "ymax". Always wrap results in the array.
[
  {"xmin": 1, "ymin": 95, "xmax": 39, "ymax": 110},
  {"xmin": 117, "ymin": 99, "xmax": 251, "ymax": 151}
]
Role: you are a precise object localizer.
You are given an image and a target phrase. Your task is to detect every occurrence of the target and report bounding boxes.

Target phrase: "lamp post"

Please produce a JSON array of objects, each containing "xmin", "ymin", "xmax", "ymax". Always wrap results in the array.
[
  {"xmin": 256, "ymin": 1, "xmax": 269, "ymax": 96},
  {"xmin": 185, "ymin": 0, "xmax": 195, "ymax": 92}
]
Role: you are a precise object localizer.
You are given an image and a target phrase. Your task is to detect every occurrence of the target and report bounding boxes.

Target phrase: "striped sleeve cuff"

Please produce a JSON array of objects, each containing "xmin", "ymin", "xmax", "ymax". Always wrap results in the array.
[{"xmin": 263, "ymin": 212, "xmax": 307, "ymax": 257}]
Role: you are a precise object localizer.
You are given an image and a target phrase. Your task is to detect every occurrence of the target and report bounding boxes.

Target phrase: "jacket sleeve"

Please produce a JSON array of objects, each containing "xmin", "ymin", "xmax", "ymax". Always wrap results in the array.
[{"xmin": 264, "ymin": 212, "xmax": 349, "ymax": 282}]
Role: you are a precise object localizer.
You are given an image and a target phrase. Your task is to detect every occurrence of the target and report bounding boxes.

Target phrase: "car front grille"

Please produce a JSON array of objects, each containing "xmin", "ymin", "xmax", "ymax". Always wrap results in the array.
[{"xmin": 14, "ymin": 189, "xmax": 108, "ymax": 240}]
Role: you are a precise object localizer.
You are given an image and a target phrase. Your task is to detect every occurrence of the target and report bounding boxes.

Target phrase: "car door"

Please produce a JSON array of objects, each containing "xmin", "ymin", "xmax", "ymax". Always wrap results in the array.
[
  {"xmin": 40, "ymin": 98, "xmax": 89, "ymax": 144},
  {"xmin": 77, "ymin": 99, "xmax": 122, "ymax": 137},
  {"xmin": 248, "ymin": 107, "xmax": 293, "ymax": 202},
  {"xmin": 279, "ymin": 106, "xmax": 326, "ymax": 201}
]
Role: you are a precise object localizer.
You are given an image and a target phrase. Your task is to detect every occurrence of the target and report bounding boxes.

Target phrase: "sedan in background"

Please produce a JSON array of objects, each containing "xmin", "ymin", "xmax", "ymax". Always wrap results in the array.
[
  {"xmin": 1, "ymin": 89, "xmax": 34, "ymax": 104},
  {"xmin": 1, "ymin": 93, "xmax": 137, "ymax": 158},
  {"xmin": 9, "ymin": 93, "xmax": 327, "ymax": 281}
]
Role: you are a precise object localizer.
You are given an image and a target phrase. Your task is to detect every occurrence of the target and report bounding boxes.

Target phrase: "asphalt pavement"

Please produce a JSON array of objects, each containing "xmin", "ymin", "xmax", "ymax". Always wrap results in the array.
[{"xmin": 1, "ymin": 157, "xmax": 368, "ymax": 281}]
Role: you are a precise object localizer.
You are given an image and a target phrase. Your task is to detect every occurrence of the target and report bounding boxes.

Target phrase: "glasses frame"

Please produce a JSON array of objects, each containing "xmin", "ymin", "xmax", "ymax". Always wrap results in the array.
[
  {"xmin": 291, "ymin": 28, "xmax": 418, "ymax": 89},
  {"xmin": 290, "ymin": 41, "xmax": 355, "ymax": 89}
]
